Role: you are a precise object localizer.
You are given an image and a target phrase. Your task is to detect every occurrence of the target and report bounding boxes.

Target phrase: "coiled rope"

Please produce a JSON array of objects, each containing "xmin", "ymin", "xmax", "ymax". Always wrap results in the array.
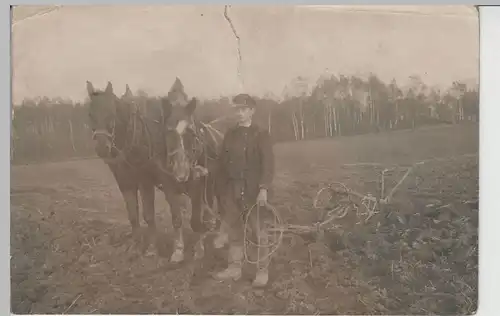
[{"xmin": 243, "ymin": 203, "xmax": 282, "ymax": 269}]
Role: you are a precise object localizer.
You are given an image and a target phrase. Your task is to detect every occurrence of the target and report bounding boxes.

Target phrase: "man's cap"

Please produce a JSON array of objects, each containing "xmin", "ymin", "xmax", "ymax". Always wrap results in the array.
[{"xmin": 231, "ymin": 93, "xmax": 256, "ymax": 109}]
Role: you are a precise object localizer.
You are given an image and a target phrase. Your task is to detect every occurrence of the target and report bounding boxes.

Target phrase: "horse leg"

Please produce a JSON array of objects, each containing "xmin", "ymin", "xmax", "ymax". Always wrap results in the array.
[
  {"xmin": 115, "ymin": 172, "xmax": 140, "ymax": 235},
  {"xmin": 212, "ymin": 178, "xmax": 228, "ymax": 249},
  {"xmin": 189, "ymin": 179, "xmax": 206, "ymax": 233},
  {"xmin": 140, "ymin": 181, "xmax": 156, "ymax": 229},
  {"xmin": 204, "ymin": 174, "xmax": 218, "ymax": 229},
  {"xmin": 213, "ymin": 194, "xmax": 229, "ymax": 249},
  {"xmin": 122, "ymin": 188, "xmax": 140, "ymax": 235},
  {"xmin": 140, "ymin": 181, "xmax": 157, "ymax": 256},
  {"xmin": 163, "ymin": 187, "xmax": 185, "ymax": 263},
  {"xmin": 189, "ymin": 178, "xmax": 211, "ymax": 260},
  {"xmin": 111, "ymin": 166, "xmax": 140, "ymax": 234}
]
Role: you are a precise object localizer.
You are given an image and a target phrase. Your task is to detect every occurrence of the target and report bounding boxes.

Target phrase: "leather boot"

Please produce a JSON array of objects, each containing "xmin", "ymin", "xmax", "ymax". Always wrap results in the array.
[
  {"xmin": 213, "ymin": 221, "xmax": 229, "ymax": 249},
  {"xmin": 213, "ymin": 231, "xmax": 229, "ymax": 249},
  {"xmin": 214, "ymin": 245, "xmax": 243, "ymax": 281},
  {"xmin": 252, "ymin": 268, "xmax": 269, "ymax": 287}
]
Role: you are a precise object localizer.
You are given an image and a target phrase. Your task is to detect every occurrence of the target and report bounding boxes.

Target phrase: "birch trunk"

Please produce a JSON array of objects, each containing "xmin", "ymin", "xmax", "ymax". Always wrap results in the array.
[
  {"xmin": 332, "ymin": 106, "xmax": 338, "ymax": 136},
  {"xmin": 459, "ymin": 99, "xmax": 464, "ymax": 121},
  {"xmin": 337, "ymin": 107, "xmax": 341, "ymax": 136},
  {"xmin": 352, "ymin": 109, "xmax": 356, "ymax": 132},
  {"xmin": 376, "ymin": 105, "xmax": 380, "ymax": 128},
  {"xmin": 268, "ymin": 111, "xmax": 272, "ymax": 135},
  {"xmin": 299, "ymin": 101, "xmax": 305, "ymax": 140},
  {"xmin": 68, "ymin": 120, "xmax": 76, "ymax": 153},
  {"xmin": 324, "ymin": 105, "xmax": 329, "ymax": 137},
  {"xmin": 292, "ymin": 111, "xmax": 299, "ymax": 141},
  {"xmin": 328, "ymin": 104, "xmax": 332, "ymax": 137}
]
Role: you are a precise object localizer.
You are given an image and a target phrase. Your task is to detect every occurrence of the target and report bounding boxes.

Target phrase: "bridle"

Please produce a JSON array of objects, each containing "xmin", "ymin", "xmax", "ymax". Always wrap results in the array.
[
  {"xmin": 164, "ymin": 120, "xmax": 203, "ymax": 172},
  {"xmin": 164, "ymin": 118, "xmax": 219, "ymax": 182},
  {"xmin": 91, "ymin": 100, "xmax": 219, "ymax": 184},
  {"xmin": 92, "ymin": 121, "xmax": 116, "ymax": 144},
  {"xmin": 91, "ymin": 118, "xmax": 119, "ymax": 165},
  {"xmin": 91, "ymin": 101, "xmax": 152, "ymax": 167}
]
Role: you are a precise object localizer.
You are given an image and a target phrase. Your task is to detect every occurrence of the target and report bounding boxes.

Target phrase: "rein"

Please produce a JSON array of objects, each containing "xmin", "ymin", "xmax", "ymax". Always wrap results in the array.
[
  {"xmin": 96, "ymin": 104, "xmax": 154, "ymax": 169},
  {"xmin": 191, "ymin": 120, "xmax": 222, "ymax": 166},
  {"xmin": 190, "ymin": 120, "xmax": 224, "ymax": 223},
  {"xmin": 95, "ymin": 102, "xmax": 225, "ymax": 200}
]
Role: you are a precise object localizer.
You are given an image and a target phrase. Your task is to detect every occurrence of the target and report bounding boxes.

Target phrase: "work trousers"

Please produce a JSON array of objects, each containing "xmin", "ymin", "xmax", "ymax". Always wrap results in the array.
[{"xmin": 218, "ymin": 181, "xmax": 275, "ymax": 270}]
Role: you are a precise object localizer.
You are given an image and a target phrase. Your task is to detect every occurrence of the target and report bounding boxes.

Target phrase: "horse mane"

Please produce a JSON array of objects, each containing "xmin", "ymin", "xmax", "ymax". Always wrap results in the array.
[{"xmin": 192, "ymin": 119, "xmax": 223, "ymax": 161}]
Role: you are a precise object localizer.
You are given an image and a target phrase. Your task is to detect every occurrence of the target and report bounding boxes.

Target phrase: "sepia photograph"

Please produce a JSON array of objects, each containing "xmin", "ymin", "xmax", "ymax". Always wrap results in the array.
[{"xmin": 10, "ymin": 5, "xmax": 479, "ymax": 314}]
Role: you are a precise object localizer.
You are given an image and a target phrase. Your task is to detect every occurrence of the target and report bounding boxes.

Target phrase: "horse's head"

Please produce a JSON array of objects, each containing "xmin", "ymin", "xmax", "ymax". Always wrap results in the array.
[
  {"xmin": 86, "ymin": 81, "xmax": 120, "ymax": 159},
  {"xmin": 162, "ymin": 96, "xmax": 199, "ymax": 182}
]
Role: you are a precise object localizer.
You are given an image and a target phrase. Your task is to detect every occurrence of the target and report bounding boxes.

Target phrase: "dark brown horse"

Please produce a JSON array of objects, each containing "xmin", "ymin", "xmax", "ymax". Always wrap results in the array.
[{"xmin": 86, "ymin": 80, "xmax": 221, "ymax": 263}]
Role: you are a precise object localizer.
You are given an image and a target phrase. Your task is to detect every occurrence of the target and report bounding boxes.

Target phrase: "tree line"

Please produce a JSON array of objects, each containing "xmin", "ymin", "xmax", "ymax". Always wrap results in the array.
[{"xmin": 11, "ymin": 73, "xmax": 478, "ymax": 164}]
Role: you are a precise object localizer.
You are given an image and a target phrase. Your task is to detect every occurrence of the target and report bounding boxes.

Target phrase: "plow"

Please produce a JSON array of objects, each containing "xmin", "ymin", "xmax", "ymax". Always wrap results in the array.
[{"xmin": 240, "ymin": 153, "xmax": 478, "ymax": 266}]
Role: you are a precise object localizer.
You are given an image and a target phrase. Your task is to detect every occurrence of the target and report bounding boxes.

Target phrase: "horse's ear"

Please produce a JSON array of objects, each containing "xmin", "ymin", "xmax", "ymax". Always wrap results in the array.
[
  {"xmin": 124, "ymin": 84, "xmax": 133, "ymax": 97},
  {"xmin": 105, "ymin": 81, "xmax": 113, "ymax": 95},
  {"xmin": 86, "ymin": 81, "xmax": 94, "ymax": 95},
  {"xmin": 185, "ymin": 97, "xmax": 197, "ymax": 116}
]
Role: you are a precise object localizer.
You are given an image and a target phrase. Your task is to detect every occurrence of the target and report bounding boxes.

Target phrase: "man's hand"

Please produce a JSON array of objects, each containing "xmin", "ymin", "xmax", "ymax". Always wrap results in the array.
[
  {"xmin": 257, "ymin": 188, "xmax": 268, "ymax": 207},
  {"xmin": 193, "ymin": 165, "xmax": 209, "ymax": 179}
]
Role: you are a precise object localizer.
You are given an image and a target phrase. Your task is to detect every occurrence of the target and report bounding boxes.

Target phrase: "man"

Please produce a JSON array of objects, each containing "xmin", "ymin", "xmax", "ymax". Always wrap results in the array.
[{"xmin": 213, "ymin": 93, "xmax": 275, "ymax": 287}]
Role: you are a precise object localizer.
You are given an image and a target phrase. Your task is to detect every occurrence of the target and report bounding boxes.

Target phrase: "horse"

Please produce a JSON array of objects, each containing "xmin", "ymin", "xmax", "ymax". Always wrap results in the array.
[
  {"xmin": 86, "ymin": 80, "xmax": 221, "ymax": 263},
  {"xmin": 87, "ymin": 81, "xmax": 163, "ymax": 252},
  {"xmin": 158, "ymin": 86, "xmax": 225, "ymax": 261}
]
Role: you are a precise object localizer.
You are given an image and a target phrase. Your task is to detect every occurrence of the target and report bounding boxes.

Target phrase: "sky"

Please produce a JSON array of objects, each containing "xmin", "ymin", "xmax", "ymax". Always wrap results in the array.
[{"xmin": 11, "ymin": 5, "xmax": 478, "ymax": 104}]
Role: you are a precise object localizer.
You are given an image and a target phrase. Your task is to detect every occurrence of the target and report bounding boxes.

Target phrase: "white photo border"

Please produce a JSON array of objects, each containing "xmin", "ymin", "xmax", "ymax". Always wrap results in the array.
[{"xmin": 4, "ymin": 3, "xmax": 498, "ymax": 316}]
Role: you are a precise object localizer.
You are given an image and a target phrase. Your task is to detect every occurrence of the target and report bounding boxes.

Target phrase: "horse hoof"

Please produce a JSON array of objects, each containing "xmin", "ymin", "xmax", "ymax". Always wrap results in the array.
[
  {"xmin": 194, "ymin": 243, "xmax": 205, "ymax": 260},
  {"xmin": 144, "ymin": 247, "xmax": 158, "ymax": 257},
  {"xmin": 170, "ymin": 250, "xmax": 184, "ymax": 263},
  {"xmin": 194, "ymin": 248, "xmax": 205, "ymax": 260}
]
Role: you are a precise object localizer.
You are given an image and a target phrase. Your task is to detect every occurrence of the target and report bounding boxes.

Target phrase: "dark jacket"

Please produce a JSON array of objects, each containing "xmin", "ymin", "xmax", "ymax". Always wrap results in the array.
[{"xmin": 217, "ymin": 123, "xmax": 275, "ymax": 205}]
